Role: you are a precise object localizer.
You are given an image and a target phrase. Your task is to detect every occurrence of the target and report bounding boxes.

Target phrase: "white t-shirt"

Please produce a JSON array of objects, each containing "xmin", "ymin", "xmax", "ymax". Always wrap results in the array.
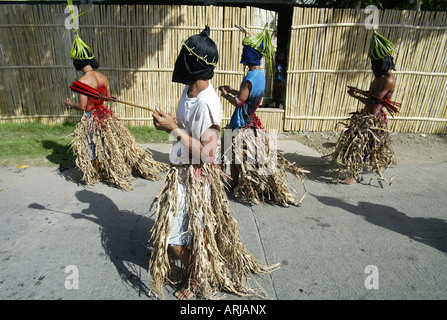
[{"xmin": 169, "ymin": 82, "xmax": 223, "ymax": 165}]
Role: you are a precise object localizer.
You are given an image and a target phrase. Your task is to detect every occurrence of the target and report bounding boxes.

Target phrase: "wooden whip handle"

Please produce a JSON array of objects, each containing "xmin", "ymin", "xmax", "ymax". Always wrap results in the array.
[{"xmin": 107, "ymin": 96, "xmax": 159, "ymax": 114}]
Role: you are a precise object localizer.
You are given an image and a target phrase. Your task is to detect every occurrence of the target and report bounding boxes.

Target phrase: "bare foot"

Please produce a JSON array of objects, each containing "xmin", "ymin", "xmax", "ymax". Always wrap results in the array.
[
  {"xmin": 342, "ymin": 176, "xmax": 358, "ymax": 185},
  {"xmin": 174, "ymin": 279, "xmax": 199, "ymax": 300}
]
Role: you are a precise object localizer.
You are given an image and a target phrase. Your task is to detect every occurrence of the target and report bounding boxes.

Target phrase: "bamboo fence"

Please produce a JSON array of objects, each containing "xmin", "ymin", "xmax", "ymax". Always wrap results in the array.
[
  {"xmin": 1, "ymin": 4, "xmax": 446, "ymax": 133},
  {"xmin": 0, "ymin": 4, "xmax": 277, "ymax": 128},
  {"xmin": 285, "ymin": 7, "xmax": 447, "ymax": 133}
]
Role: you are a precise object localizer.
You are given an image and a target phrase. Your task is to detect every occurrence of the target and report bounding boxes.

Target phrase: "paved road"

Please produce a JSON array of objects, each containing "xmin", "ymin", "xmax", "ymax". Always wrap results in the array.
[{"xmin": 0, "ymin": 140, "xmax": 446, "ymax": 301}]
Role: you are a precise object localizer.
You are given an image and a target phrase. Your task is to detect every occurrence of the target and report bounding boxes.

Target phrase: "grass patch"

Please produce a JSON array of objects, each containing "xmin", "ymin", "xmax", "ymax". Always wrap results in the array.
[
  {"xmin": 0, "ymin": 121, "xmax": 169, "ymax": 167},
  {"xmin": 127, "ymin": 125, "xmax": 170, "ymax": 144}
]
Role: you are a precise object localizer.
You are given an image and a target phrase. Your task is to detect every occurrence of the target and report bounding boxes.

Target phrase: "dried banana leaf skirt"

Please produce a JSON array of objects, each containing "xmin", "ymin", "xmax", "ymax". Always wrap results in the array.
[
  {"xmin": 325, "ymin": 110, "xmax": 395, "ymax": 183},
  {"xmin": 70, "ymin": 107, "xmax": 167, "ymax": 190},
  {"xmin": 149, "ymin": 164, "xmax": 279, "ymax": 299},
  {"xmin": 224, "ymin": 127, "xmax": 308, "ymax": 206}
]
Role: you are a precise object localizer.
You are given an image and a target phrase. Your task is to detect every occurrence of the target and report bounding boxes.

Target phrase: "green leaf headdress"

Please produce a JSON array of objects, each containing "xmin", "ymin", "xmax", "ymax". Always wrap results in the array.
[
  {"xmin": 368, "ymin": 29, "xmax": 397, "ymax": 60},
  {"xmin": 240, "ymin": 23, "xmax": 275, "ymax": 72},
  {"xmin": 67, "ymin": 0, "xmax": 94, "ymax": 60}
]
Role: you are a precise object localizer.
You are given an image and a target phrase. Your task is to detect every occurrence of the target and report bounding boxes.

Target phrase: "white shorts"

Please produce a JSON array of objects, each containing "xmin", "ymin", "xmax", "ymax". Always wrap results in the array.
[{"xmin": 168, "ymin": 182, "xmax": 210, "ymax": 246}]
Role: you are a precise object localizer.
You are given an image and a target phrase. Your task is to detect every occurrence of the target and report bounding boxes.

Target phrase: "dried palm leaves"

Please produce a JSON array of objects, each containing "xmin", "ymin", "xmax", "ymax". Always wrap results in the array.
[
  {"xmin": 369, "ymin": 29, "xmax": 398, "ymax": 61},
  {"xmin": 149, "ymin": 164, "xmax": 279, "ymax": 299},
  {"xmin": 324, "ymin": 110, "xmax": 395, "ymax": 184},
  {"xmin": 240, "ymin": 23, "xmax": 275, "ymax": 73},
  {"xmin": 226, "ymin": 128, "xmax": 309, "ymax": 207},
  {"xmin": 66, "ymin": 1, "xmax": 94, "ymax": 60},
  {"xmin": 70, "ymin": 108, "xmax": 168, "ymax": 190}
]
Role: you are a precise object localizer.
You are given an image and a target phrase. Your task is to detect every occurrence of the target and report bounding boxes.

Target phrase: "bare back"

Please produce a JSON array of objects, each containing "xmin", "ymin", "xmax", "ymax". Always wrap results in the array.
[
  {"xmin": 367, "ymin": 72, "xmax": 396, "ymax": 114},
  {"xmin": 77, "ymin": 71, "xmax": 110, "ymax": 112}
]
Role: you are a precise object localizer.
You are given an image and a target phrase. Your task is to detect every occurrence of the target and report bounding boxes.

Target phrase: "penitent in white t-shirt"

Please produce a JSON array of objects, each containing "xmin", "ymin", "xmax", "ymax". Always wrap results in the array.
[{"xmin": 169, "ymin": 82, "xmax": 223, "ymax": 165}]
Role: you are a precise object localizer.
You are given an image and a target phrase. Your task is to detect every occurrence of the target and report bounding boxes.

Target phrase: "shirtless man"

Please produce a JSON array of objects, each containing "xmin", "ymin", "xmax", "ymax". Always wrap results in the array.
[
  {"xmin": 348, "ymin": 56, "xmax": 396, "ymax": 116},
  {"xmin": 344, "ymin": 55, "xmax": 397, "ymax": 184},
  {"xmin": 65, "ymin": 57, "xmax": 109, "ymax": 172},
  {"xmin": 65, "ymin": 59, "xmax": 110, "ymax": 113}
]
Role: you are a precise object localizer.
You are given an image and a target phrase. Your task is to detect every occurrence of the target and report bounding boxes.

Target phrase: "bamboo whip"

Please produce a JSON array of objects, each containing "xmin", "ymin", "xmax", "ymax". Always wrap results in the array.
[
  {"xmin": 69, "ymin": 81, "xmax": 159, "ymax": 114},
  {"xmin": 110, "ymin": 99, "xmax": 159, "ymax": 115}
]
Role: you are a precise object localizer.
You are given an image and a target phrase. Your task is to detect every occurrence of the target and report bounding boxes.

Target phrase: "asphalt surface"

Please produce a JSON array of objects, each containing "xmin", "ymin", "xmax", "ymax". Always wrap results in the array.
[{"xmin": 0, "ymin": 140, "xmax": 446, "ymax": 301}]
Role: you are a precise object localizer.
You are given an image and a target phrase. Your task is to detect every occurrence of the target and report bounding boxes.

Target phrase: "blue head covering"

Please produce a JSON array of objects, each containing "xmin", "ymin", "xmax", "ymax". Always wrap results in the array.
[{"xmin": 240, "ymin": 45, "xmax": 263, "ymax": 66}]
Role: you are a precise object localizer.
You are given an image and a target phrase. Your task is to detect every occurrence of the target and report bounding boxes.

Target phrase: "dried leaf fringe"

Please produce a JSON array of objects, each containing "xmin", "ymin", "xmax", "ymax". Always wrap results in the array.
[
  {"xmin": 323, "ymin": 110, "xmax": 395, "ymax": 184},
  {"xmin": 148, "ymin": 164, "xmax": 279, "ymax": 299},
  {"xmin": 70, "ymin": 110, "xmax": 168, "ymax": 190},
  {"xmin": 230, "ymin": 128, "xmax": 309, "ymax": 207}
]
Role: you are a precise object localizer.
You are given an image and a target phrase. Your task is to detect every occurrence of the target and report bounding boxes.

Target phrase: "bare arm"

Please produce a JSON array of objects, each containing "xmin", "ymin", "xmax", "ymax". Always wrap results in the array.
[
  {"xmin": 219, "ymin": 85, "xmax": 239, "ymax": 96},
  {"xmin": 173, "ymin": 125, "xmax": 220, "ymax": 163},
  {"xmin": 153, "ymin": 109, "xmax": 220, "ymax": 163},
  {"xmin": 219, "ymin": 81, "xmax": 251, "ymax": 108},
  {"xmin": 65, "ymin": 94, "xmax": 89, "ymax": 111},
  {"xmin": 347, "ymin": 89, "xmax": 371, "ymax": 106},
  {"xmin": 348, "ymin": 76, "xmax": 395, "ymax": 114},
  {"xmin": 65, "ymin": 74, "xmax": 100, "ymax": 112},
  {"xmin": 104, "ymin": 78, "xmax": 111, "ymax": 98}
]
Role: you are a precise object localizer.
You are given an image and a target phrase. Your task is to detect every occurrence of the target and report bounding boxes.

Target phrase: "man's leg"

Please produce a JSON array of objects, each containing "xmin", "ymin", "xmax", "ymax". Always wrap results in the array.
[
  {"xmin": 229, "ymin": 163, "xmax": 240, "ymax": 190},
  {"xmin": 169, "ymin": 245, "xmax": 197, "ymax": 300},
  {"xmin": 91, "ymin": 158, "xmax": 100, "ymax": 173}
]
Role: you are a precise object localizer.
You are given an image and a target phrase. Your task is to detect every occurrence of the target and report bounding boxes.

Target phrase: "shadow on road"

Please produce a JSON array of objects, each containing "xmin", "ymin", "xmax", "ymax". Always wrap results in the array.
[
  {"xmin": 73, "ymin": 189, "xmax": 156, "ymax": 298},
  {"xmin": 314, "ymin": 195, "xmax": 447, "ymax": 253}
]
